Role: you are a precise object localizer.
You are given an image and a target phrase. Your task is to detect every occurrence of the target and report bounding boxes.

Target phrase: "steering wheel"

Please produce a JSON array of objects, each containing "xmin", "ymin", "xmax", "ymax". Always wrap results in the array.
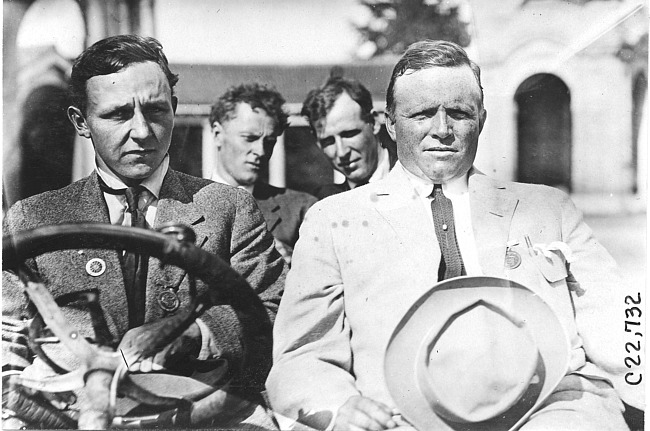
[{"xmin": 2, "ymin": 222, "xmax": 272, "ymax": 429}]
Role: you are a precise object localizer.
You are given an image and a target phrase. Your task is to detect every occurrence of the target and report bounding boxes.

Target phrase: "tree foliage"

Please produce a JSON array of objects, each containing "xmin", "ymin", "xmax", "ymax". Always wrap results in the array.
[{"xmin": 356, "ymin": 0, "xmax": 471, "ymax": 59}]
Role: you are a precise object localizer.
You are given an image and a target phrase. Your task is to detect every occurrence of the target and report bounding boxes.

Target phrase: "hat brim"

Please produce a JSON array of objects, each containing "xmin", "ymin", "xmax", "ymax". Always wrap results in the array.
[
  {"xmin": 384, "ymin": 276, "xmax": 570, "ymax": 431},
  {"xmin": 114, "ymin": 374, "xmax": 218, "ymax": 416}
]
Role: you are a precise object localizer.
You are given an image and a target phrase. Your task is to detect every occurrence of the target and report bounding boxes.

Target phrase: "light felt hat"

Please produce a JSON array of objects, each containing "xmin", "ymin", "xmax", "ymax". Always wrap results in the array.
[{"xmin": 384, "ymin": 276, "xmax": 570, "ymax": 431}]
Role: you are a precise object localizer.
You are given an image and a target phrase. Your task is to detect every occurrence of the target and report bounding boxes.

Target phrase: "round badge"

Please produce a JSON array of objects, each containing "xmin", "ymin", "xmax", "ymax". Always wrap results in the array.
[
  {"xmin": 157, "ymin": 289, "xmax": 180, "ymax": 313},
  {"xmin": 85, "ymin": 258, "xmax": 106, "ymax": 277},
  {"xmin": 504, "ymin": 250, "xmax": 522, "ymax": 270}
]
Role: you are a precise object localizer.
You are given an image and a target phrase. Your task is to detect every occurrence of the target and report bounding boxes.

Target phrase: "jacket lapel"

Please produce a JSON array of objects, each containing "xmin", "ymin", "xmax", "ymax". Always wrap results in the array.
[
  {"xmin": 80, "ymin": 172, "xmax": 112, "ymax": 223},
  {"xmin": 77, "ymin": 173, "xmax": 131, "ymax": 336},
  {"xmin": 150, "ymin": 170, "xmax": 207, "ymax": 293},
  {"xmin": 254, "ymin": 185, "xmax": 281, "ymax": 233},
  {"xmin": 468, "ymin": 171, "xmax": 519, "ymax": 277},
  {"xmin": 372, "ymin": 168, "xmax": 439, "ymax": 276}
]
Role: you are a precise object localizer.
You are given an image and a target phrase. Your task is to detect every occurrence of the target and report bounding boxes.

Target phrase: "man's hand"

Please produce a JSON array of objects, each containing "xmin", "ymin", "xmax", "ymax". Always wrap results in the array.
[
  {"xmin": 333, "ymin": 395, "xmax": 398, "ymax": 431},
  {"xmin": 118, "ymin": 321, "xmax": 202, "ymax": 373}
]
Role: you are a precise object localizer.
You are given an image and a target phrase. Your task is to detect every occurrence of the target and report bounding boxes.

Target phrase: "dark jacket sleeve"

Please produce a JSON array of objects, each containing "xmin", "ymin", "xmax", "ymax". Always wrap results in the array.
[
  {"xmin": 197, "ymin": 187, "xmax": 286, "ymax": 396},
  {"xmin": 2, "ymin": 200, "xmax": 36, "ymax": 370}
]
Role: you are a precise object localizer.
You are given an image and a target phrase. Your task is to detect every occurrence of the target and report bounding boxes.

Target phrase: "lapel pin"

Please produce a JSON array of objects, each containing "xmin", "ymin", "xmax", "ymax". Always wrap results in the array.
[
  {"xmin": 86, "ymin": 258, "xmax": 106, "ymax": 277},
  {"xmin": 157, "ymin": 288, "xmax": 180, "ymax": 313},
  {"xmin": 504, "ymin": 249, "xmax": 522, "ymax": 270}
]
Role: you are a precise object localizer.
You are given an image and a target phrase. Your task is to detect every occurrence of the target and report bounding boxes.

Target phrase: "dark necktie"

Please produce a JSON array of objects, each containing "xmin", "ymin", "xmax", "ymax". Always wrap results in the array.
[
  {"xmin": 98, "ymin": 176, "xmax": 149, "ymax": 328},
  {"xmin": 123, "ymin": 186, "xmax": 148, "ymax": 328},
  {"xmin": 431, "ymin": 184, "xmax": 466, "ymax": 281}
]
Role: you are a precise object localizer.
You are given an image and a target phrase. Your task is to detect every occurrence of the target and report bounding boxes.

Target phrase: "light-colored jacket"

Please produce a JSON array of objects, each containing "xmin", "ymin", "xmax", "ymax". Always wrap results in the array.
[{"xmin": 267, "ymin": 165, "xmax": 638, "ymax": 427}]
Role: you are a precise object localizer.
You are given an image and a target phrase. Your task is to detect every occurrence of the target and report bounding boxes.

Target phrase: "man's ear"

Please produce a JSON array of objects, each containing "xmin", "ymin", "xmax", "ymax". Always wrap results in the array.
[
  {"xmin": 385, "ymin": 113, "xmax": 397, "ymax": 142},
  {"xmin": 479, "ymin": 108, "xmax": 487, "ymax": 134},
  {"xmin": 172, "ymin": 96, "xmax": 178, "ymax": 114},
  {"xmin": 67, "ymin": 106, "xmax": 91, "ymax": 139},
  {"xmin": 371, "ymin": 111, "xmax": 381, "ymax": 135},
  {"xmin": 212, "ymin": 121, "xmax": 224, "ymax": 148}
]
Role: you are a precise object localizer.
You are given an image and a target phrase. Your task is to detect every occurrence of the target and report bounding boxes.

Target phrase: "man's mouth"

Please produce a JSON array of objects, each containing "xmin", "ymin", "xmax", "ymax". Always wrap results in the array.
[
  {"xmin": 125, "ymin": 149, "xmax": 156, "ymax": 157},
  {"xmin": 339, "ymin": 159, "xmax": 361, "ymax": 170},
  {"xmin": 426, "ymin": 147, "xmax": 457, "ymax": 152}
]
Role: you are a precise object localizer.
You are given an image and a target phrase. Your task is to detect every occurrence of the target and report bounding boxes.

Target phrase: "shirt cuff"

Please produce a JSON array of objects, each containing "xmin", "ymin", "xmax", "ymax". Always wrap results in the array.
[{"xmin": 194, "ymin": 317, "xmax": 216, "ymax": 360}]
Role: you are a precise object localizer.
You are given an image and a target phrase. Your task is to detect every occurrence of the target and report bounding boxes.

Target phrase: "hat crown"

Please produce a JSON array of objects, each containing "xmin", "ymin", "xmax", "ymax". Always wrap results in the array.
[
  {"xmin": 417, "ymin": 301, "xmax": 539, "ymax": 423},
  {"xmin": 385, "ymin": 276, "xmax": 571, "ymax": 431}
]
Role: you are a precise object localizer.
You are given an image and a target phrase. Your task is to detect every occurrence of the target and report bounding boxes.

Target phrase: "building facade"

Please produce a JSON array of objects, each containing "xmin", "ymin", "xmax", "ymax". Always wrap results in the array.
[{"xmin": 4, "ymin": 0, "xmax": 647, "ymax": 213}]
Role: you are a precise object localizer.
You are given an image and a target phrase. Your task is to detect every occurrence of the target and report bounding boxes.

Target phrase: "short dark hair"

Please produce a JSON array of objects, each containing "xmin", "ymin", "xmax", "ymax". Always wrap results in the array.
[
  {"xmin": 301, "ymin": 76, "xmax": 374, "ymax": 134},
  {"xmin": 209, "ymin": 83, "xmax": 289, "ymax": 136},
  {"xmin": 386, "ymin": 40, "xmax": 483, "ymax": 119},
  {"xmin": 70, "ymin": 34, "xmax": 179, "ymax": 114}
]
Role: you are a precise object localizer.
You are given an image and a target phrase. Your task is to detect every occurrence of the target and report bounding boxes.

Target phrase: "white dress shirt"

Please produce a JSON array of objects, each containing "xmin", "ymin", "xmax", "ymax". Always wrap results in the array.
[
  {"xmin": 96, "ymin": 155, "xmax": 169, "ymax": 227},
  {"xmin": 398, "ymin": 162, "xmax": 483, "ymax": 276}
]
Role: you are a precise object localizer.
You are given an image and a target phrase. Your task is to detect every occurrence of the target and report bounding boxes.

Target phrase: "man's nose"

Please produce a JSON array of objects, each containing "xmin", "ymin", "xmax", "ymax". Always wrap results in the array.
[
  {"xmin": 430, "ymin": 111, "xmax": 452, "ymax": 141},
  {"xmin": 251, "ymin": 138, "xmax": 266, "ymax": 157},
  {"xmin": 130, "ymin": 110, "xmax": 152, "ymax": 140},
  {"xmin": 334, "ymin": 136, "xmax": 350, "ymax": 159}
]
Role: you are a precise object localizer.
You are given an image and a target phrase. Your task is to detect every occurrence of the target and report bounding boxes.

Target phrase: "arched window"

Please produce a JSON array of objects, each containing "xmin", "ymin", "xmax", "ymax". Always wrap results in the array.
[{"xmin": 515, "ymin": 74, "xmax": 572, "ymax": 192}]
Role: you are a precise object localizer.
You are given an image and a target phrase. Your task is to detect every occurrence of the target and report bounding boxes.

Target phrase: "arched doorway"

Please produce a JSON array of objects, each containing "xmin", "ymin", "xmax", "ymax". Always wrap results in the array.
[{"xmin": 515, "ymin": 74, "xmax": 572, "ymax": 191}]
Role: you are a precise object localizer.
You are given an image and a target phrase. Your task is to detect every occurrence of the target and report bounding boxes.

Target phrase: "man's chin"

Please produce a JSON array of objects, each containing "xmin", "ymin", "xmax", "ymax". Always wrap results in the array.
[
  {"xmin": 345, "ymin": 171, "xmax": 370, "ymax": 185},
  {"xmin": 115, "ymin": 166, "xmax": 157, "ymax": 184},
  {"xmin": 236, "ymin": 175, "xmax": 258, "ymax": 188}
]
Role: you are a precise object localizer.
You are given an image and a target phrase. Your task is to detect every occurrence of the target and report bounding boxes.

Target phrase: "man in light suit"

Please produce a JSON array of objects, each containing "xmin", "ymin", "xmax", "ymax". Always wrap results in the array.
[
  {"xmin": 3, "ymin": 35, "xmax": 285, "ymax": 426},
  {"xmin": 301, "ymin": 76, "xmax": 397, "ymax": 200},
  {"xmin": 210, "ymin": 83, "xmax": 317, "ymax": 264},
  {"xmin": 267, "ymin": 40, "xmax": 639, "ymax": 430}
]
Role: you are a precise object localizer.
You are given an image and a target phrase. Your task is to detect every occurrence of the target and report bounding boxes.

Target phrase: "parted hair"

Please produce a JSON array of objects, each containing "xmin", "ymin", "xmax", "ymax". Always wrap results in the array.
[
  {"xmin": 209, "ymin": 83, "xmax": 289, "ymax": 136},
  {"xmin": 386, "ymin": 40, "xmax": 483, "ymax": 119},
  {"xmin": 301, "ymin": 76, "xmax": 375, "ymax": 134},
  {"xmin": 70, "ymin": 34, "xmax": 179, "ymax": 114}
]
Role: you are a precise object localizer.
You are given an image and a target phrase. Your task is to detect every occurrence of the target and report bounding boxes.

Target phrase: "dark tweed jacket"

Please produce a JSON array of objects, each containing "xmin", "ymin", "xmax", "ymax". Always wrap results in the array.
[
  {"xmin": 2, "ymin": 169, "xmax": 286, "ymax": 394},
  {"xmin": 253, "ymin": 182, "xmax": 317, "ymax": 250}
]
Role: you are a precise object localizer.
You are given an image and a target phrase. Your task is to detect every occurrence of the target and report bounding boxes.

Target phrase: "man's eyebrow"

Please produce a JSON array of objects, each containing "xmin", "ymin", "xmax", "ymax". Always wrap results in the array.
[
  {"xmin": 98, "ymin": 102, "xmax": 133, "ymax": 115},
  {"xmin": 142, "ymin": 99, "xmax": 172, "ymax": 108}
]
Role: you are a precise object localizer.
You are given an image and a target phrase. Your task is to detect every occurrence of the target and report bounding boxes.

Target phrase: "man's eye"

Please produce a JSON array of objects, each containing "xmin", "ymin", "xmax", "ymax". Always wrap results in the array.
[
  {"xmin": 340, "ymin": 129, "xmax": 361, "ymax": 139},
  {"xmin": 447, "ymin": 108, "xmax": 472, "ymax": 120},
  {"xmin": 410, "ymin": 111, "xmax": 434, "ymax": 121},
  {"xmin": 319, "ymin": 137, "xmax": 335, "ymax": 148},
  {"xmin": 146, "ymin": 106, "xmax": 167, "ymax": 116},
  {"xmin": 108, "ymin": 109, "xmax": 132, "ymax": 120},
  {"xmin": 264, "ymin": 138, "xmax": 277, "ymax": 148}
]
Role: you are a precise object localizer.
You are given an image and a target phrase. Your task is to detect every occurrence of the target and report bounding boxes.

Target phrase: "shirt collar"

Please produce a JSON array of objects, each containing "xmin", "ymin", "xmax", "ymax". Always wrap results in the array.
[
  {"xmin": 367, "ymin": 147, "xmax": 390, "ymax": 184},
  {"xmin": 397, "ymin": 161, "xmax": 469, "ymax": 198},
  {"xmin": 95, "ymin": 154, "xmax": 169, "ymax": 199},
  {"xmin": 210, "ymin": 170, "xmax": 254, "ymax": 194}
]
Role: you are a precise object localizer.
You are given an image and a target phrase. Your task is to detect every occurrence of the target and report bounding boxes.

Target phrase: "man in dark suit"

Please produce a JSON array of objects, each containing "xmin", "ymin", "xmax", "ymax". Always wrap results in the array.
[
  {"xmin": 3, "ymin": 35, "xmax": 285, "ymax": 427},
  {"xmin": 210, "ymin": 83, "xmax": 317, "ymax": 264},
  {"xmin": 302, "ymin": 77, "xmax": 397, "ymax": 199}
]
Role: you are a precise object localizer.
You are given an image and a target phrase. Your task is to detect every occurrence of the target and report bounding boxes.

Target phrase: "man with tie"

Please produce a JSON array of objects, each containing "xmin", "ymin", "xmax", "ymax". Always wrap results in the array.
[
  {"xmin": 267, "ymin": 40, "xmax": 636, "ymax": 430},
  {"xmin": 3, "ymin": 35, "xmax": 285, "ymax": 427},
  {"xmin": 301, "ymin": 76, "xmax": 397, "ymax": 199},
  {"xmin": 210, "ymin": 83, "xmax": 317, "ymax": 264}
]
